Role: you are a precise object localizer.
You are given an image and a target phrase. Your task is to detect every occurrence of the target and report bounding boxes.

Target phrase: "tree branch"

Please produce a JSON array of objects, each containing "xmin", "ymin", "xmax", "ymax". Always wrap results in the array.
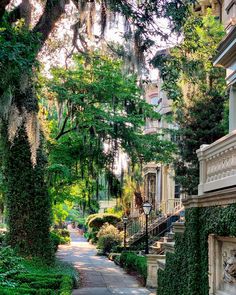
[
  {"xmin": 32, "ymin": 0, "xmax": 69, "ymax": 51},
  {"xmin": 55, "ymin": 126, "xmax": 78, "ymax": 140},
  {"xmin": 56, "ymin": 114, "xmax": 70, "ymax": 140}
]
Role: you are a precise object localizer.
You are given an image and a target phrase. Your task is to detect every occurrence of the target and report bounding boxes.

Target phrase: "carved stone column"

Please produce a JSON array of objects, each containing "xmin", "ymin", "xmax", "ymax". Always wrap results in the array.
[
  {"xmin": 229, "ymin": 85, "xmax": 236, "ymax": 132},
  {"xmin": 197, "ymin": 144, "xmax": 209, "ymax": 195}
]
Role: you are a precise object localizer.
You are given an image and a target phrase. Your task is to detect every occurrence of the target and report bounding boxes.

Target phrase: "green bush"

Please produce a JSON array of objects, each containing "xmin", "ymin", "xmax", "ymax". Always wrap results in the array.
[
  {"xmin": 97, "ymin": 223, "xmax": 122, "ymax": 254},
  {"xmin": 108, "ymin": 253, "xmax": 121, "ymax": 261},
  {"xmin": 50, "ymin": 232, "xmax": 60, "ymax": 252},
  {"xmin": 120, "ymin": 251, "xmax": 147, "ymax": 281},
  {"xmin": 0, "ymin": 248, "xmax": 76, "ymax": 294},
  {"xmin": 50, "ymin": 230, "xmax": 71, "ymax": 252},
  {"xmin": 88, "ymin": 214, "xmax": 121, "ymax": 229},
  {"xmin": 86, "ymin": 213, "xmax": 121, "ymax": 244},
  {"xmin": 21, "ymin": 278, "xmax": 61, "ymax": 289},
  {"xmin": 52, "ymin": 229, "xmax": 71, "ymax": 241},
  {"xmin": 0, "ymin": 246, "xmax": 25, "ymax": 284},
  {"xmin": 76, "ymin": 218, "xmax": 86, "ymax": 229},
  {"xmin": 84, "ymin": 231, "xmax": 97, "ymax": 243},
  {"xmin": 59, "ymin": 275, "xmax": 73, "ymax": 295},
  {"xmin": 114, "ymin": 254, "xmax": 121, "ymax": 265},
  {"xmin": 56, "ymin": 229, "xmax": 70, "ymax": 238},
  {"xmin": 15, "ymin": 273, "xmax": 62, "ymax": 282},
  {"xmin": 0, "ymin": 287, "xmax": 55, "ymax": 294}
]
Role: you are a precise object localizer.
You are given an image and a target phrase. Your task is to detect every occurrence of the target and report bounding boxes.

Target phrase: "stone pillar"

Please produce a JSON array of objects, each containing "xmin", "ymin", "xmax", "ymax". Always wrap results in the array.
[
  {"xmin": 229, "ymin": 85, "xmax": 236, "ymax": 132},
  {"xmin": 146, "ymin": 254, "xmax": 165, "ymax": 288},
  {"xmin": 197, "ymin": 144, "xmax": 209, "ymax": 195}
]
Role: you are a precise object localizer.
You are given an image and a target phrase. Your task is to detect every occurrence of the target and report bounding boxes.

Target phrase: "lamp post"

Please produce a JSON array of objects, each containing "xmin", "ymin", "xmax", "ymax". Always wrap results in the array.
[
  {"xmin": 122, "ymin": 216, "xmax": 128, "ymax": 250},
  {"xmin": 142, "ymin": 201, "xmax": 152, "ymax": 255}
]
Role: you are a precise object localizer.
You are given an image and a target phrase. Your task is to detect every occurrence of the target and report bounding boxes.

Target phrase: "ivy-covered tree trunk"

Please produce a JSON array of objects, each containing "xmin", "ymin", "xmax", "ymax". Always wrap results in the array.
[
  {"xmin": 1, "ymin": 79, "xmax": 53, "ymax": 259},
  {"xmin": 0, "ymin": 0, "xmax": 69, "ymax": 259},
  {"xmin": 3, "ymin": 126, "xmax": 53, "ymax": 260}
]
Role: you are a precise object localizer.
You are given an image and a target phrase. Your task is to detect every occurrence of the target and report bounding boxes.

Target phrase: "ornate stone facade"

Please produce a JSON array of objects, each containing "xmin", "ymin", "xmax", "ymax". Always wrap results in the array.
[
  {"xmin": 208, "ymin": 235, "xmax": 236, "ymax": 295},
  {"xmin": 142, "ymin": 81, "xmax": 181, "ymax": 216}
]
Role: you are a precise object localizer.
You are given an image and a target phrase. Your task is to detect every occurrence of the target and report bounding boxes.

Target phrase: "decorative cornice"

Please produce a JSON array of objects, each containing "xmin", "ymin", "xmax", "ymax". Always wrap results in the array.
[
  {"xmin": 225, "ymin": 0, "xmax": 236, "ymax": 14},
  {"xmin": 213, "ymin": 25, "xmax": 236, "ymax": 68},
  {"xmin": 143, "ymin": 163, "xmax": 160, "ymax": 175},
  {"xmin": 182, "ymin": 187, "xmax": 236, "ymax": 209}
]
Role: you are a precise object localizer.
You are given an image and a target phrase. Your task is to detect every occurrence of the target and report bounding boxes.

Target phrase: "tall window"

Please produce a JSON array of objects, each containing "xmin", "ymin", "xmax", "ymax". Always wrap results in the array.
[{"xmin": 175, "ymin": 184, "xmax": 181, "ymax": 199}]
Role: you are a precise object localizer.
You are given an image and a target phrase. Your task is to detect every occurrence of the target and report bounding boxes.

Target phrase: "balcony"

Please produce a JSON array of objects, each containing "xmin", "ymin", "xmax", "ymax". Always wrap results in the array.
[{"xmin": 197, "ymin": 130, "xmax": 236, "ymax": 195}]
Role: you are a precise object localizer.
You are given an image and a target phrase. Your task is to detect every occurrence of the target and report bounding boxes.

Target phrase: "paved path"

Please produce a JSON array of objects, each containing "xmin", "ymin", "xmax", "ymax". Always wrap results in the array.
[{"xmin": 57, "ymin": 228, "xmax": 155, "ymax": 295}]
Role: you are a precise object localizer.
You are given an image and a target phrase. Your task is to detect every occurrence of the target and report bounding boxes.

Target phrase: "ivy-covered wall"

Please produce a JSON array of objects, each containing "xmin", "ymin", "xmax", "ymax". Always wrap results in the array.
[{"xmin": 157, "ymin": 204, "xmax": 236, "ymax": 295}]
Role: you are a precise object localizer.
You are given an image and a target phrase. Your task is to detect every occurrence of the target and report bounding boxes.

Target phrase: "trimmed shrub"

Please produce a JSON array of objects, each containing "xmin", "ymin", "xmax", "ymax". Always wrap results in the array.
[
  {"xmin": 0, "ymin": 287, "xmax": 55, "ymax": 295},
  {"xmin": 88, "ymin": 214, "xmax": 120, "ymax": 229},
  {"xmin": 1, "ymin": 274, "xmax": 73, "ymax": 294},
  {"xmin": 57, "ymin": 229, "xmax": 70, "ymax": 238},
  {"xmin": 15, "ymin": 273, "xmax": 62, "ymax": 282},
  {"xmin": 84, "ymin": 231, "xmax": 97, "ymax": 243},
  {"xmin": 0, "ymin": 247, "xmax": 75, "ymax": 295},
  {"xmin": 97, "ymin": 223, "xmax": 123, "ymax": 254},
  {"xmin": 21, "ymin": 278, "xmax": 61, "ymax": 289},
  {"xmin": 85, "ymin": 214, "xmax": 99, "ymax": 226},
  {"xmin": 0, "ymin": 246, "xmax": 25, "ymax": 282},
  {"xmin": 120, "ymin": 251, "xmax": 147, "ymax": 282},
  {"xmin": 114, "ymin": 254, "xmax": 121, "ymax": 265},
  {"xmin": 50, "ymin": 229, "xmax": 71, "ymax": 252},
  {"xmin": 59, "ymin": 275, "xmax": 73, "ymax": 295},
  {"xmin": 86, "ymin": 213, "xmax": 121, "ymax": 244},
  {"xmin": 50, "ymin": 232, "xmax": 60, "ymax": 252}
]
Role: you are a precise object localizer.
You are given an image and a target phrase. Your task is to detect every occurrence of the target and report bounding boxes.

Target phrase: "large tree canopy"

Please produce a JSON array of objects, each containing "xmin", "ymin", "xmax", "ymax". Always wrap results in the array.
[
  {"xmin": 48, "ymin": 53, "xmax": 174, "ymax": 162},
  {"xmin": 43, "ymin": 53, "xmax": 174, "ymax": 217},
  {"xmin": 152, "ymin": 11, "xmax": 227, "ymax": 195}
]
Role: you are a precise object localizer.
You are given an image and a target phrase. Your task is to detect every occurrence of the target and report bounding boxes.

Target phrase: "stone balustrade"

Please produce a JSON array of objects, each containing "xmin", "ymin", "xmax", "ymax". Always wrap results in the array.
[{"xmin": 197, "ymin": 130, "xmax": 236, "ymax": 194}]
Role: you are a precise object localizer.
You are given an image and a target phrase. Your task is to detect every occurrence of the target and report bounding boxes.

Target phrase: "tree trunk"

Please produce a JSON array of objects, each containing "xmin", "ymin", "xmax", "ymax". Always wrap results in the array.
[
  {"xmin": 0, "ymin": 0, "xmax": 69, "ymax": 260},
  {"xmin": 2, "ymin": 118, "xmax": 53, "ymax": 260}
]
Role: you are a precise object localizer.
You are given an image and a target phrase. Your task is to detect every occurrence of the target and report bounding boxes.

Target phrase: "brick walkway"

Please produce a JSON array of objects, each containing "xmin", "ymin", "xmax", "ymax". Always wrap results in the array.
[{"xmin": 57, "ymin": 228, "xmax": 155, "ymax": 295}]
